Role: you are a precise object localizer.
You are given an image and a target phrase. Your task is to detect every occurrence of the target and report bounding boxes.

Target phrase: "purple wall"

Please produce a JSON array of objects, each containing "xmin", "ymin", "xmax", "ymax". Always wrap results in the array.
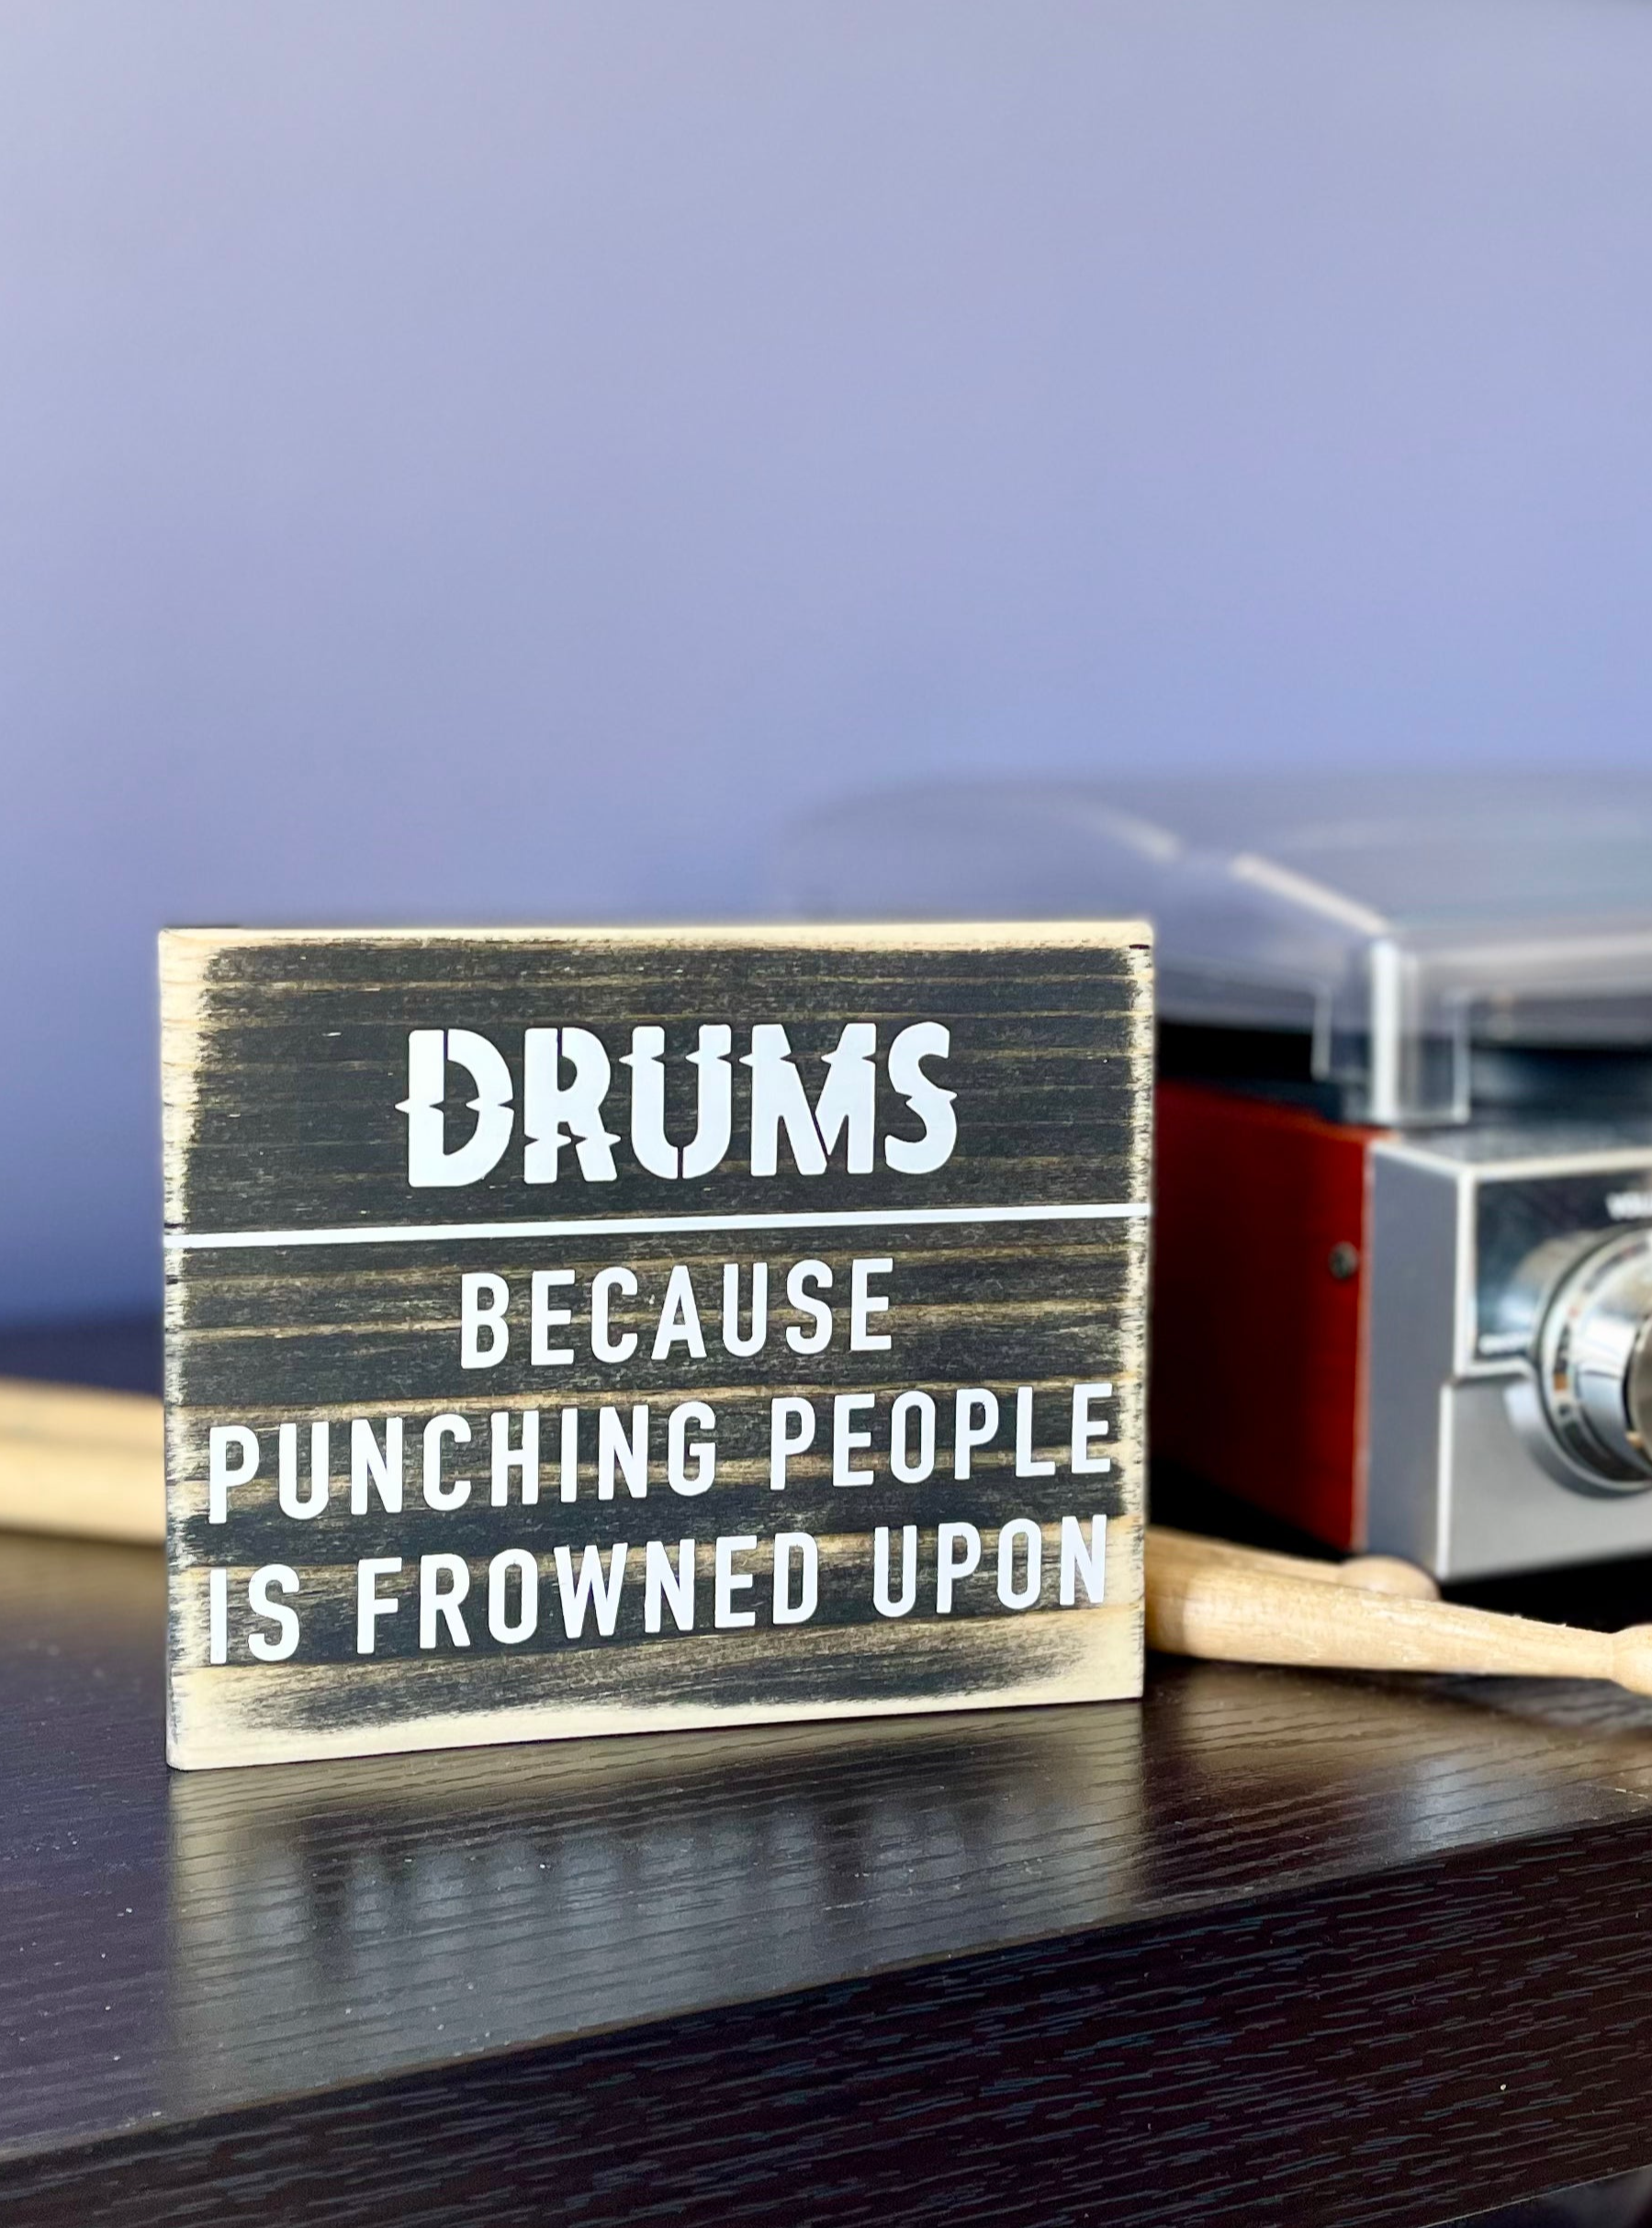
[{"xmin": 5, "ymin": 0, "xmax": 1652, "ymax": 1321}]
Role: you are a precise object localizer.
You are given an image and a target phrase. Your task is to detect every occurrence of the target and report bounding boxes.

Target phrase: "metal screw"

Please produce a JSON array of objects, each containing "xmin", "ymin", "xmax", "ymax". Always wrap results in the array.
[{"xmin": 1328, "ymin": 1242, "xmax": 1360, "ymax": 1281}]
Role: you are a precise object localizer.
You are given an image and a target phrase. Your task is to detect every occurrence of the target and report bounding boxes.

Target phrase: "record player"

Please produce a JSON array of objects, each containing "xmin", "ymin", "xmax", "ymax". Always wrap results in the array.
[{"xmin": 778, "ymin": 773, "xmax": 1652, "ymax": 1579}]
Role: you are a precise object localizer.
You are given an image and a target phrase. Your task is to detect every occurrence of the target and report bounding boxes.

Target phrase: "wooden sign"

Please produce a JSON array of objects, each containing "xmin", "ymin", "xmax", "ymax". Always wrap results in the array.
[{"xmin": 161, "ymin": 924, "xmax": 1152, "ymax": 1769}]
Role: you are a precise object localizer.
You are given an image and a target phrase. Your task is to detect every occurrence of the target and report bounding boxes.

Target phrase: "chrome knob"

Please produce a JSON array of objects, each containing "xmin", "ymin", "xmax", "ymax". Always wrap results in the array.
[{"xmin": 1534, "ymin": 1229, "xmax": 1652, "ymax": 1491}]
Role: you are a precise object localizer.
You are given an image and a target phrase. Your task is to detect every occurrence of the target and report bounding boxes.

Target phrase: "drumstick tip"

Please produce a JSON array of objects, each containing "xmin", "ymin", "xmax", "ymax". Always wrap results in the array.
[
  {"xmin": 1611, "ymin": 1626, "xmax": 1652, "ymax": 1697},
  {"xmin": 1339, "ymin": 1554, "xmax": 1440, "ymax": 1603}
]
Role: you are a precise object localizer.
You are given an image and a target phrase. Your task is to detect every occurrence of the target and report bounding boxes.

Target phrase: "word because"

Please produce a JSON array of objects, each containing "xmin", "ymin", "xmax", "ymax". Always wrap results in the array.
[{"xmin": 458, "ymin": 1256, "xmax": 893, "ymax": 1367}]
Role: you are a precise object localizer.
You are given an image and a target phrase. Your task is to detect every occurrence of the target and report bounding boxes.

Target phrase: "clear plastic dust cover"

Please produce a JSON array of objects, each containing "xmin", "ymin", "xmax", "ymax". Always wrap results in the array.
[{"xmin": 775, "ymin": 771, "xmax": 1652, "ymax": 1128}]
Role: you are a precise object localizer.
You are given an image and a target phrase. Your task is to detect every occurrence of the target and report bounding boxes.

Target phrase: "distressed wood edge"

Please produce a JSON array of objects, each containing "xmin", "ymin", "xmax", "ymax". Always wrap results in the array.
[
  {"xmin": 159, "ymin": 933, "xmax": 211, "ymax": 1249},
  {"xmin": 166, "ymin": 1643, "xmax": 1146, "ymax": 1769}
]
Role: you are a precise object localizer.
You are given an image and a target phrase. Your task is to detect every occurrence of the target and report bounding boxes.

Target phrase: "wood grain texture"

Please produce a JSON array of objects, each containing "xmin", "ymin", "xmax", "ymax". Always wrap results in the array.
[
  {"xmin": 161, "ymin": 925, "xmax": 1152, "ymax": 1767},
  {"xmin": 14, "ymin": 1823, "xmax": 1652, "ymax": 2228},
  {"xmin": 11, "ymin": 1524, "xmax": 1652, "ymax": 2223}
]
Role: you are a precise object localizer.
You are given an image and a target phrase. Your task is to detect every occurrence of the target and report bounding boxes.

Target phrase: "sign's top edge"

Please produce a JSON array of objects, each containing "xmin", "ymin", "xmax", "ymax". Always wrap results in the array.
[{"xmin": 156, "ymin": 920, "xmax": 1154, "ymax": 952}]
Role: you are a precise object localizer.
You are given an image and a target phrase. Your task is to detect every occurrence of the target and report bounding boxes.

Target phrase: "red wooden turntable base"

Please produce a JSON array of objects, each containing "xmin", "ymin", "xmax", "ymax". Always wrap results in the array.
[{"xmin": 1152, "ymin": 1080, "xmax": 1381, "ymax": 1551}]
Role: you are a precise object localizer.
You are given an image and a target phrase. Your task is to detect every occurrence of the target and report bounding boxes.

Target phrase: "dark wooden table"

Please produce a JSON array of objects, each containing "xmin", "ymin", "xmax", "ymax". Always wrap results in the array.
[
  {"xmin": 5, "ymin": 1325, "xmax": 1652, "ymax": 2223},
  {"xmin": 6, "ymin": 1528, "xmax": 1652, "ymax": 2225}
]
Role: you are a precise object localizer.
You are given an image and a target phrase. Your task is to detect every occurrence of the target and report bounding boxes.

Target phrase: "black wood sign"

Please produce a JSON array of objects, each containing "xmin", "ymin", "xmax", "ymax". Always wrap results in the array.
[{"xmin": 161, "ymin": 925, "xmax": 1151, "ymax": 1769}]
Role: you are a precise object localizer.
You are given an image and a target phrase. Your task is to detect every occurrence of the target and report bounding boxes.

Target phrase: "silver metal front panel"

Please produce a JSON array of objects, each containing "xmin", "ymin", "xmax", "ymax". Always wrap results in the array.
[
  {"xmin": 1368, "ymin": 1131, "xmax": 1652, "ymax": 1579},
  {"xmin": 1437, "ymin": 1380, "xmax": 1652, "ymax": 1580}
]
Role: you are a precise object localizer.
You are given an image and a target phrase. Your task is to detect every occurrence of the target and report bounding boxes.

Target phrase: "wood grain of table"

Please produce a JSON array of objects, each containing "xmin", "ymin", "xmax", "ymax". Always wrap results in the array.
[
  {"xmin": 5, "ymin": 1319, "xmax": 1652, "ymax": 2222},
  {"xmin": 6, "ymin": 1521, "xmax": 1652, "ymax": 2226}
]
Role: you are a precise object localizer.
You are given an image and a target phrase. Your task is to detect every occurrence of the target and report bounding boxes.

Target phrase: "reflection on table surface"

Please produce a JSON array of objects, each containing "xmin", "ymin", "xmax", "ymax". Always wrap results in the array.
[{"xmin": 6, "ymin": 1530, "xmax": 1652, "ymax": 2150}]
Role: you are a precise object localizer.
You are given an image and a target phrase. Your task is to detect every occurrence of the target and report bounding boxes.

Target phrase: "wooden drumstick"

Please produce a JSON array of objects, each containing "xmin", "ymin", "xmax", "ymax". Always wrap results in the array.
[
  {"xmin": 4, "ymin": 1382, "xmax": 1647, "ymax": 1697},
  {"xmin": 0, "ymin": 1377, "xmax": 164, "ymax": 1544},
  {"xmin": 1151, "ymin": 1525, "xmax": 1441, "ymax": 1603},
  {"xmin": 1145, "ymin": 1524, "xmax": 1652, "ymax": 1696}
]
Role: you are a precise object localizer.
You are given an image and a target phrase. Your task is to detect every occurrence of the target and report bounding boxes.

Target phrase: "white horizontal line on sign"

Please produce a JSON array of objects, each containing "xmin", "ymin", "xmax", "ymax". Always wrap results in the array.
[{"xmin": 164, "ymin": 1200, "xmax": 1152, "ymax": 1253}]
